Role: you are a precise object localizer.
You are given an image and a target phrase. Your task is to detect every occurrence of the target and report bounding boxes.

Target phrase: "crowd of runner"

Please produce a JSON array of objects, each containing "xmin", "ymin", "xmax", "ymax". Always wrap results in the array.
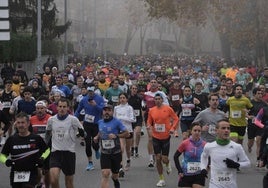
[{"xmin": 0, "ymin": 54, "xmax": 268, "ymax": 188}]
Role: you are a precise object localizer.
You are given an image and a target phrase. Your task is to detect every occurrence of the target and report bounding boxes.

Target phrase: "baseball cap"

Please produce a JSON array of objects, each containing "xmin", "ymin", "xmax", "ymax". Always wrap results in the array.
[
  {"xmin": 103, "ymin": 104, "xmax": 113, "ymax": 110},
  {"xmin": 35, "ymin": 101, "xmax": 47, "ymax": 107},
  {"xmin": 87, "ymin": 86, "xmax": 95, "ymax": 92}
]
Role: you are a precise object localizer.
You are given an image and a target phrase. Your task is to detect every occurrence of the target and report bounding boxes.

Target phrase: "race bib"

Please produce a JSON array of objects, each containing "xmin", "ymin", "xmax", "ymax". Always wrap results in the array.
[
  {"xmin": 155, "ymin": 124, "xmax": 165, "ymax": 132},
  {"xmin": 55, "ymin": 129, "xmax": 65, "ymax": 141},
  {"xmin": 111, "ymin": 96, "xmax": 119, "ymax": 102},
  {"xmin": 187, "ymin": 162, "xmax": 201, "ymax": 173},
  {"xmin": 172, "ymin": 95, "xmax": 180, "ymax": 101},
  {"xmin": 208, "ymin": 124, "xmax": 216, "ymax": 134},
  {"xmin": 238, "ymin": 80, "xmax": 245, "ymax": 85},
  {"xmin": 14, "ymin": 171, "xmax": 30, "ymax": 182},
  {"xmin": 215, "ymin": 171, "xmax": 232, "ymax": 185},
  {"xmin": 134, "ymin": 110, "xmax": 140, "ymax": 116},
  {"xmin": 212, "ymin": 84, "xmax": 218, "ymax": 89},
  {"xmin": 182, "ymin": 109, "xmax": 192, "ymax": 116},
  {"xmin": 2, "ymin": 101, "xmax": 11, "ymax": 108},
  {"xmin": 102, "ymin": 140, "xmax": 115, "ymax": 149},
  {"xmin": 85, "ymin": 114, "xmax": 95, "ymax": 123},
  {"xmin": 265, "ymin": 83, "xmax": 268, "ymax": 88},
  {"xmin": 231, "ymin": 111, "xmax": 241, "ymax": 118}
]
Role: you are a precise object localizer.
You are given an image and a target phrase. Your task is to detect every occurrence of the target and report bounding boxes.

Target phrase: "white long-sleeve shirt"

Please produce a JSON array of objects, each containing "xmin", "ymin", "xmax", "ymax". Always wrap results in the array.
[
  {"xmin": 114, "ymin": 103, "xmax": 136, "ymax": 132},
  {"xmin": 200, "ymin": 140, "xmax": 250, "ymax": 188}
]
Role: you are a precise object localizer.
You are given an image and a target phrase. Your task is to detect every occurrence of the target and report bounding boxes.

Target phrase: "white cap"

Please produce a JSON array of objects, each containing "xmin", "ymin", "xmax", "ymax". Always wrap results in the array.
[{"xmin": 35, "ymin": 101, "xmax": 47, "ymax": 107}]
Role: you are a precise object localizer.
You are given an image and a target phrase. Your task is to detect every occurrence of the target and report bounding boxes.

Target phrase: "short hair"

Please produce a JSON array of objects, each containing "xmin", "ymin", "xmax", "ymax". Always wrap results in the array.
[
  {"xmin": 190, "ymin": 122, "xmax": 202, "ymax": 130},
  {"xmin": 195, "ymin": 82, "xmax": 203, "ymax": 87},
  {"xmin": 58, "ymin": 98, "xmax": 69, "ymax": 107},
  {"xmin": 252, "ymin": 87, "xmax": 261, "ymax": 95},
  {"xmin": 15, "ymin": 112, "xmax": 30, "ymax": 122},
  {"xmin": 216, "ymin": 118, "xmax": 229, "ymax": 129},
  {"xmin": 119, "ymin": 93, "xmax": 128, "ymax": 100},
  {"xmin": 208, "ymin": 93, "xmax": 219, "ymax": 100},
  {"xmin": 23, "ymin": 86, "xmax": 33, "ymax": 93},
  {"xmin": 154, "ymin": 93, "xmax": 163, "ymax": 99},
  {"xmin": 233, "ymin": 84, "xmax": 243, "ymax": 90}
]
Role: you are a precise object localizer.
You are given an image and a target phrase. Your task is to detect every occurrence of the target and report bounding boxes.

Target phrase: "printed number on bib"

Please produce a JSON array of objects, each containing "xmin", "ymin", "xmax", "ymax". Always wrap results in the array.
[
  {"xmin": 155, "ymin": 124, "xmax": 165, "ymax": 132},
  {"xmin": 231, "ymin": 111, "xmax": 241, "ymax": 118},
  {"xmin": 182, "ymin": 109, "xmax": 192, "ymax": 116},
  {"xmin": 187, "ymin": 162, "xmax": 200, "ymax": 173},
  {"xmin": 14, "ymin": 171, "xmax": 30, "ymax": 183},
  {"xmin": 111, "ymin": 96, "xmax": 119, "ymax": 102},
  {"xmin": 2, "ymin": 101, "xmax": 11, "ymax": 108},
  {"xmin": 215, "ymin": 171, "xmax": 232, "ymax": 184},
  {"xmin": 208, "ymin": 124, "xmax": 216, "ymax": 134},
  {"xmin": 134, "ymin": 110, "xmax": 140, "ymax": 116},
  {"xmin": 172, "ymin": 95, "xmax": 180, "ymax": 101},
  {"xmin": 85, "ymin": 114, "xmax": 95, "ymax": 123},
  {"xmin": 55, "ymin": 129, "xmax": 65, "ymax": 141},
  {"xmin": 102, "ymin": 140, "xmax": 115, "ymax": 149}
]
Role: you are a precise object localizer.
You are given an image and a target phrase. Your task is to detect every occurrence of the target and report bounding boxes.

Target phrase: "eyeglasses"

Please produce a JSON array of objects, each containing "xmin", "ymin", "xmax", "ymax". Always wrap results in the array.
[{"xmin": 154, "ymin": 98, "xmax": 162, "ymax": 100}]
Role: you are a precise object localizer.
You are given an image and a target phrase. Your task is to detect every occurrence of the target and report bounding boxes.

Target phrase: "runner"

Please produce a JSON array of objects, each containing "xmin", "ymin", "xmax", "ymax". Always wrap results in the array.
[
  {"xmin": 74, "ymin": 84, "xmax": 104, "ymax": 171},
  {"xmin": 113, "ymin": 93, "xmax": 136, "ymax": 176},
  {"xmin": 226, "ymin": 84, "xmax": 253, "ymax": 144},
  {"xmin": 93, "ymin": 104, "xmax": 129, "ymax": 188},
  {"xmin": 174, "ymin": 122, "xmax": 206, "ymax": 188},
  {"xmin": 45, "ymin": 98, "xmax": 86, "ymax": 188},
  {"xmin": 147, "ymin": 93, "xmax": 179, "ymax": 187},
  {"xmin": 200, "ymin": 119, "xmax": 250, "ymax": 188},
  {"xmin": 0, "ymin": 112, "xmax": 49, "ymax": 188}
]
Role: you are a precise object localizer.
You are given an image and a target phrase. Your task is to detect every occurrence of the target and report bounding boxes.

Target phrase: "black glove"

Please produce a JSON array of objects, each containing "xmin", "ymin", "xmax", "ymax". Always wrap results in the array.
[
  {"xmin": 5, "ymin": 159, "xmax": 14, "ymax": 167},
  {"xmin": 200, "ymin": 169, "xmax": 208, "ymax": 178},
  {"xmin": 224, "ymin": 158, "xmax": 240, "ymax": 169},
  {"xmin": 36, "ymin": 158, "xmax": 45, "ymax": 168}
]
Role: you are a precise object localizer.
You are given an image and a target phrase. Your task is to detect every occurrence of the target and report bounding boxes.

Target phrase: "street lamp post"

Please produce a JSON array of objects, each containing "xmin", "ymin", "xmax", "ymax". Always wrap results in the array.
[
  {"xmin": 64, "ymin": 0, "xmax": 68, "ymax": 64},
  {"xmin": 37, "ymin": 0, "xmax": 41, "ymax": 72}
]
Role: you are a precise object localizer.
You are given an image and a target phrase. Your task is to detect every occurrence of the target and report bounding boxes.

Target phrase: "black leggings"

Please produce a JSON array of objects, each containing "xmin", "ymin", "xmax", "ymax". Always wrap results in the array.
[
  {"xmin": 83, "ymin": 122, "xmax": 100, "ymax": 157},
  {"xmin": 263, "ymin": 173, "xmax": 268, "ymax": 188}
]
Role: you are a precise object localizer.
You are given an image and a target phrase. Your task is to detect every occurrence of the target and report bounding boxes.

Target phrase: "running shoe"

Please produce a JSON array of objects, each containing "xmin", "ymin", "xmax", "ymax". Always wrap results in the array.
[
  {"xmin": 148, "ymin": 160, "xmax": 154, "ymax": 168},
  {"xmin": 95, "ymin": 150, "xmax": 101, "ymax": 160},
  {"xmin": 248, "ymin": 147, "xmax": 252, "ymax": 153},
  {"xmin": 119, "ymin": 168, "xmax": 125, "ymax": 178},
  {"xmin": 125, "ymin": 160, "xmax": 131, "ymax": 171},
  {"xmin": 134, "ymin": 153, "xmax": 139, "ymax": 158},
  {"xmin": 256, "ymin": 160, "xmax": 260, "ymax": 167},
  {"xmin": 141, "ymin": 128, "xmax": 144, "ymax": 136},
  {"xmin": 156, "ymin": 180, "xmax": 166, "ymax": 187},
  {"xmin": 166, "ymin": 163, "xmax": 172, "ymax": 175},
  {"xmin": 86, "ymin": 162, "xmax": 94, "ymax": 171}
]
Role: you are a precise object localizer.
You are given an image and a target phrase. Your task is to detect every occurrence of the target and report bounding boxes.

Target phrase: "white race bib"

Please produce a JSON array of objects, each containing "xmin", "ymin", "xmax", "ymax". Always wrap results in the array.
[
  {"xmin": 2, "ymin": 101, "xmax": 11, "ymax": 108},
  {"xmin": 182, "ymin": 109, "xmax": 192, "ymax": 116},
  {"xmin": 102, "ymin": 140, "xmax": 115, "ymax": 149},
  {"xmin": 238, "ymin": 80, "xmax": 245, "ymax": 85},
  {"xmin": 172, "ymin": 95, "xmax": 180, "ymax": 101},
  {"xmin": 187, "ymin": 162, "xmax": 201, "ymax": 173},
  {"xmin": 265, "ymin": 83, "xmax": 268, "ymax": 88},
  {"xmin": 85, "ymin": 114, "xmax": 95, "ymax": 123},
  {"xmin": 55, "ymin": 129, "xmax": 65, "ymax": 141},
  {"xmin": 155, "ymin": 124, "xmax": 165, "ymax": 132},
  {"xmin": 111, "ymin": 96, "xmax": 119, "ymax": 102},
  {"xmin": 134, "ymin": 110, "xmax": 140, "ymax": 116},
  {"xmin": 14, "ymin": 171, "xmax": 30, "ymax": 182},
  {"xmin": 231, "ymin": 111, "xmax": 241, "ymax": 118},
  {"xmin": 215, "ymin": 171, "xmax": 232, "ymax": 185},
  {"xmin": 208, "ymin": 124, "xmax": 216, "ymax": 134}
]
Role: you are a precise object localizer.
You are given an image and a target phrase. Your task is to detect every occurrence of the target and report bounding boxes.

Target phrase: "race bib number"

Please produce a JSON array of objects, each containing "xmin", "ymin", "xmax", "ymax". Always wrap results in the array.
[
  {"xmin": 2, "ymin": 101, "xmax": 11, "ymax": 108},
  {"xmin": 14, "ymin": 171, "xmax": 30, "ymax": 183},
  {"xmin": 265, "ymin": 84, "xmax": 268, "ymax": 88},
  {"xmin": 212, "ymin": 84, "xmax": 218, "ymax": 89},
  {"xmin": 187, "ymin": 162, "xmax": 201, "ymax": 173},
  {"xmin": 85, "ymin": 114, "xmax": 95, "ymax": 123},
  {"xmin": 208, "ymin": 124, "xmax": 216, "ymax": 134},
  {"xmin": 182, "ymin": 109, "xmax": 191, "ymax": 116},
  {"xmin": 215, "ymin": 171, "xmax": 232, "ymax": 184},
  {"xmin": 155, "ymin": 124, "xmax": 165, "ymax": 132},
  {"xmin": 102, "ymin": 140, "xmax": 115, "ymax": 149},
  {"xmin": 172, "ymin": 95, "xmax": 180, "ymax": 101},
  {"xmin": 111, "ymin": 96, "xmax": 119, "ymax": 102},
  {"xmin": 238, "ymin": 80, "xmax": 245, "ymax": 85},
  {"xmin": 55, "ymin": 129, "xmax": 65, "ymax": 141},
  {"xmin": 231, "ymin": 111, "xmax": 241, "ymax": 118},
  {"xmin": 134, "ymin": 110, "xmax": 140, "ymax": 116}
]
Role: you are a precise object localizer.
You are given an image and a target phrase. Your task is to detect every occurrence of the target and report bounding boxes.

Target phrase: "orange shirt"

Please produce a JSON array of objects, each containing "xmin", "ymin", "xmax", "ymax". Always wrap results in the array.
[
  {"xmin": 30, "ymin": 114, "xmax": 51, "ymax": 137},
  {"xmin": 147, "ymin": 105, "xmax": 179, "ymax": 140}
]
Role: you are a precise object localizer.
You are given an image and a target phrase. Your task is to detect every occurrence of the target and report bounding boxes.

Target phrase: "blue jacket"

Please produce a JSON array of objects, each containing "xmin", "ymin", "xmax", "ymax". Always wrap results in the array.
[{"xmin": 74, "ymin": 94, "xmax": 104, "ymax": 124}]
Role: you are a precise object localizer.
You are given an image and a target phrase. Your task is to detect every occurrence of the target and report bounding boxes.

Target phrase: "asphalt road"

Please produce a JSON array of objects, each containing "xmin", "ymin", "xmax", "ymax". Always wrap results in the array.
[{"xmin": 0, "ymin": 131, "xmax": 265, "ymax": 188}]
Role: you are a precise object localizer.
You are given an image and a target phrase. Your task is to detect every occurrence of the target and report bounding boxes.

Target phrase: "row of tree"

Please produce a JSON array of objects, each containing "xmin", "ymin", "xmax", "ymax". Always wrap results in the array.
[{"xmin": 143, "ymin": 0, "xmax": 268, "ymax": 66}]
